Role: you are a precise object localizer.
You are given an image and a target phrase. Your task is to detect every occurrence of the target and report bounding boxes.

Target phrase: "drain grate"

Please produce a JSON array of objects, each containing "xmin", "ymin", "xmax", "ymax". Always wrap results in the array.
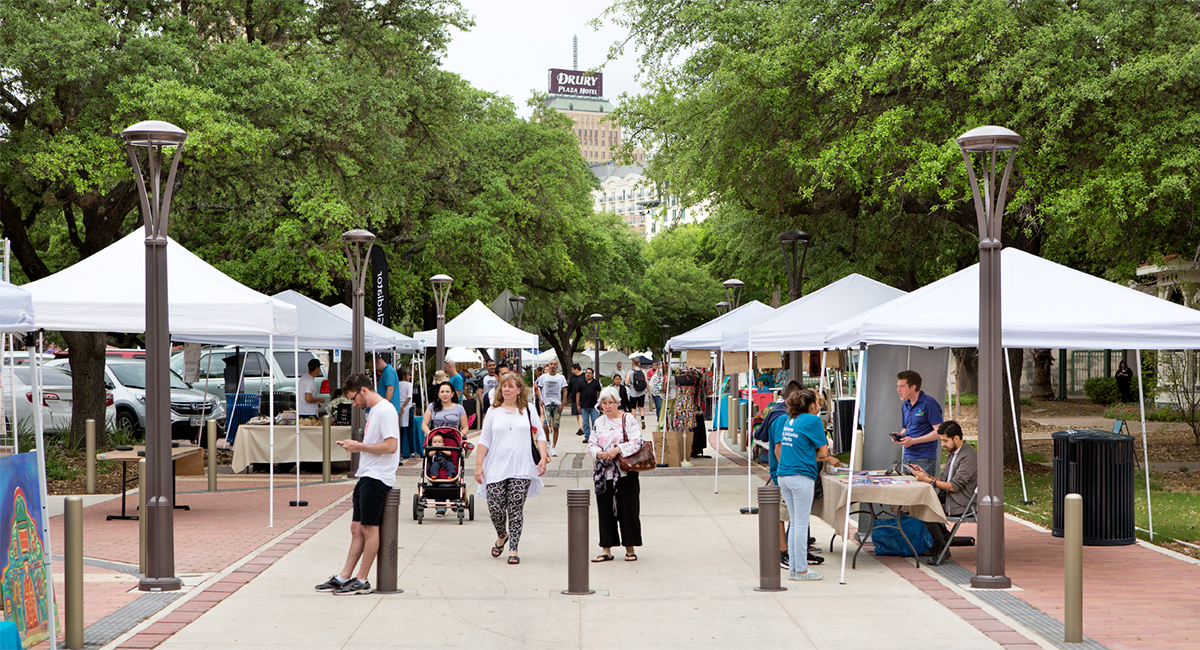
[{"xmin": 80, "ymin": 591, "xmax": 184, "ymax": 649}]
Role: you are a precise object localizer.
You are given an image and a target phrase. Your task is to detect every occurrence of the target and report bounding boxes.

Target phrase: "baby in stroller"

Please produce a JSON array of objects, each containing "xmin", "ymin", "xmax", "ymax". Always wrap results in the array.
[
  {"xmin": 426, "ymin": 433, "xmax": 458, "ymax": 483},
  {"xmin": 414, "ymin": 427, "xmax": 474, "ymax": 522}
]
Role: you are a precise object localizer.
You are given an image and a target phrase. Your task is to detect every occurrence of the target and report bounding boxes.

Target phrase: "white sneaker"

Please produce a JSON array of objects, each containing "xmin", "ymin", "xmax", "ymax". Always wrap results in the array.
[{"xmin": 550, "ymin": 448, "xmax": 559, "ymax": 457}]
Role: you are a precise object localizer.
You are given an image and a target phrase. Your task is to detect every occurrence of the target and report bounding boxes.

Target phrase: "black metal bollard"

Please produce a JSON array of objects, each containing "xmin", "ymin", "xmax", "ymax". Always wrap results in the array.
[
  {"xmin": 376, "ymin": 488, "xmax": 402, "ymax": 594},
  {"xmin": 754, "ymin": 485, "xmax": 786, "ymax": 592},
  {"xmin": 563, "ymin": 489, "xmax": 595, "ymax": 595}
]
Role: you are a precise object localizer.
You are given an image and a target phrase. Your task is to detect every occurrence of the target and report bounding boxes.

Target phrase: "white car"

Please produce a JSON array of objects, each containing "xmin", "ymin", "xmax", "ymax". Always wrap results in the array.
[
  {"xmin": 170, "ymin": 347, "xmax": 330, "ymax": 408},
  {"xmin": 1, "ymin": 365, "xmax": 115, "ymax": 434},
  {"xmin": 49, "ymin": 358, "xmax": 224, "ymax": 440}
]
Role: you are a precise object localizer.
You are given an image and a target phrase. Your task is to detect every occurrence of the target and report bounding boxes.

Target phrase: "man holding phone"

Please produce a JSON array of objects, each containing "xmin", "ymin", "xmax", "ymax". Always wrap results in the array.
[
  {"xmin": 892, "ymin": 370, "xmax": 943, "ymax": 476},
  {"xmin": 908, "ymin": 421, "xmax": 976, "ymax": 564},
  {"xmin": 314, "ymin": 373, "xmax": 399, "ymax": 595}
]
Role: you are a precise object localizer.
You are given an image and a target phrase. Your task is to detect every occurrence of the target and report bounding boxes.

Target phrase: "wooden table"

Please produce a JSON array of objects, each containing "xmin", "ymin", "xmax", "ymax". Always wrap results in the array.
[
  {"xmin": 96, "ymin": 444, "xmax": 203, "ymax": 521},
  {"xmin": 813, "ymin": 472, "xmax": 946, "ymax": 568},
  {"xmin": 232, "ymin": 424, "xmax": 352, "ymax": 473}
]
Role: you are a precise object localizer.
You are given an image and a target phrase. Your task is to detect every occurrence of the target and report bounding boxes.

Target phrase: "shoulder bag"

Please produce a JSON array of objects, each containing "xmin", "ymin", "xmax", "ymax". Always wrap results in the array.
[
  {"xmin": 617, "ymin": 413, "xmax": 656, "ymax": 473},
  {"xmin": 527, "ymin": 407, "xmax": 542, "ymax": 464}
]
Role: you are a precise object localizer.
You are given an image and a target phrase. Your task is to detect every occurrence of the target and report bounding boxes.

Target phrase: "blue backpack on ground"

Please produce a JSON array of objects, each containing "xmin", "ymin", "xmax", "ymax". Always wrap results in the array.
[{"xmin": 871, "ymin": 516, "xmax": 933, "ymax": 556}]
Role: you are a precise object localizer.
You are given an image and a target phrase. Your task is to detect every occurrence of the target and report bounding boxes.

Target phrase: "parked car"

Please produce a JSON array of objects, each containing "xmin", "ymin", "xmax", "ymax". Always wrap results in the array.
[
  {"xmin": 49, "ymin": 358, "xmax": 224, "ymax": 440},
  {"xmin": 1, "ymin": 365, "xmax": 115, "ymax": 434},
  {"xmin": 170, "ymin": 346, "xmax": 331, "ymax": 406}
]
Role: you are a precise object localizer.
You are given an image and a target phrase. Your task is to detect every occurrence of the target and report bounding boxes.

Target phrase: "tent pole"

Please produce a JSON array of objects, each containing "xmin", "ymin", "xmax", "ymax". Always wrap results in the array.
[
  {"xmin": 1004, "ymin": 349, "xmax": 1030, "ymax": 503},
  {"xmin": 269, "ymin": 334, "xmax": 274, "ymax": 528},
  {"xmin": 714, "ymin": 347, "xmax": 721, "ymax": 493},
  {"xmin": 839, "ymin": 344, "xmax": 866, "ymax": 585},
  {"xmin": 293, "ymin": 342, "xmax": 302, "ymax": 507},
  {"xmin": 32, "ymin": 332, "xmax": 58, "ymax": 649},
  {"xmin": 1135, "ymin": 349, "xmax": 1153, "ymax": 540}
]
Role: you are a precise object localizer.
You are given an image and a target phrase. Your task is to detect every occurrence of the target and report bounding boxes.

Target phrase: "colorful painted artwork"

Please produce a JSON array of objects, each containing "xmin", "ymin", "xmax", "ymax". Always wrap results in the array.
[{"xmin": 0, "ymin": 452, "xmax": 53, "ymax": 648}]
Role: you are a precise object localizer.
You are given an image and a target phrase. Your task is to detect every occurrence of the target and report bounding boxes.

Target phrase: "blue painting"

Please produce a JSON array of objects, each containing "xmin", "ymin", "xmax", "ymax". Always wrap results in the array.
[{"xmin": 0, "ymin": 452, "xmax": 52, "ymax": 648}]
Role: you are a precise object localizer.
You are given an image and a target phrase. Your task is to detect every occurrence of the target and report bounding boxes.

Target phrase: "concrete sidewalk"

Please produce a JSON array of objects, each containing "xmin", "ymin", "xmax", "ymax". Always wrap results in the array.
[{"xmin": 148, "ymin": 473, "xmax": 1015, "ymax": 650}]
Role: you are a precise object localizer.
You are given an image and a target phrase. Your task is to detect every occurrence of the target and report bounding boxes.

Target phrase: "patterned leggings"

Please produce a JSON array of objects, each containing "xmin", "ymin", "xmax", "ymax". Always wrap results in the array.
[{"xmin": 486, "ymin": 478, "xmax": 532, "ymax": 552}]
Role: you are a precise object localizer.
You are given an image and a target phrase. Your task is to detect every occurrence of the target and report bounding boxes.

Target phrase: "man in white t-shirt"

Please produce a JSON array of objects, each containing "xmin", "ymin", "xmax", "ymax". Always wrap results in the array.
[
  {"xmin": 314, "ymin": 374, "xmax": 399, "ymax": 596},
  {"xmin": 625, "ymin": 358, "xmax": 648, "ymax": 430},
  {"xmin": 534, "ymin": 360, "xmax": 568, "ymax": 457},
  {"xmin": 297, "ymin": 359, "xmax": 323, "ymax": 417}
]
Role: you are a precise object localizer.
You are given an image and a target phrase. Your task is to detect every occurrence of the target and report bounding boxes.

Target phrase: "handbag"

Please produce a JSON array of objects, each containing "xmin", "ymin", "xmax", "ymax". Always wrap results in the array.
[
  {"xmin": 528, "ymin": 408, "xmax": 542, "ymax": 464},
  {"xmin": 617, "ymin": 414, "xmax": 656, "ymax": 473}
]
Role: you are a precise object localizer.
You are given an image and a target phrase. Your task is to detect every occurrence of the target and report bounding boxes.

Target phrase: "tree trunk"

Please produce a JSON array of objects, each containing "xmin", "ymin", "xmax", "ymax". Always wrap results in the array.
[
  {"xmin": 952, "ymin": 348, "xmax": 978, "ymax": 394},
  {"xmin": 1001, "ymin": 348, "xmax": 1024, "ymax": 469},
  {"xmin": 62, "ymin": 331, "xmax": 109, "ymax": 450},
  {"xmin": 1030, "ymin": 349, "xmax": 1055, "ymax": 400}
]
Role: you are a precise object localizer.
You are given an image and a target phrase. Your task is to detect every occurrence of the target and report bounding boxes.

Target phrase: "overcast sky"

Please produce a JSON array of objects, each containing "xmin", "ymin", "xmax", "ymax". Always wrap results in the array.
[{"xmin": 440, "ymin": 0, "xmax": 644, "ymax": 118}]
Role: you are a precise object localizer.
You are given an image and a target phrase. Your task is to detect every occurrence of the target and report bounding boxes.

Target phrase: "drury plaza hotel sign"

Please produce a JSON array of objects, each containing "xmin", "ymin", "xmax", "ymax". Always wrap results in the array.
[{"xmin": 549, "ymin": 68, "xmax": 603, "ymax": 97}]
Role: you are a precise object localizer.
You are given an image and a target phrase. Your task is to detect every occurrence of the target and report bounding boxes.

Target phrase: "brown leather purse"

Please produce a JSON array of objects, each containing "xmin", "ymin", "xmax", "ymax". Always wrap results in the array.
[{"xmin": 617, "ymin": 414, "xmax": 656, "ymax": 473}]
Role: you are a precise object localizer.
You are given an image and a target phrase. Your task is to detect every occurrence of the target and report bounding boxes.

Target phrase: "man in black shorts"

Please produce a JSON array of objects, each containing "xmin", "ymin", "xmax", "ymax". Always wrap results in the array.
[{"xmin": 315, "ymin": 373, "xmax": 400, "ymax": 595}]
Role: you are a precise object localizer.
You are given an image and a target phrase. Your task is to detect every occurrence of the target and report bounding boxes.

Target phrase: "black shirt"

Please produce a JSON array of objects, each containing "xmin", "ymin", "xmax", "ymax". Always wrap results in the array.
[
  {"xmin": 577, "ymin": 378, "xmax": 602, "ymax": 409},
  {"xmin": 567, "ymin": 372, "xmax": 585, "ymax": 400}
]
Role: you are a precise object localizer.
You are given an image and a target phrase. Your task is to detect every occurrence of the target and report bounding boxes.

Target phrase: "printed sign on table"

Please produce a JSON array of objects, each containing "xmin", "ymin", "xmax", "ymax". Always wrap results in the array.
[{"xmin": 0, "ymin": 452, "xmax": 55, "ymax": 648}]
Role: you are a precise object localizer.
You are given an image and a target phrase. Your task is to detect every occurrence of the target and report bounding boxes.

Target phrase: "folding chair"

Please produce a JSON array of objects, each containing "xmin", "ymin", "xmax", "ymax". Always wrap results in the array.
[
  {"xmin": 933, "ymin": 488, "xmax": 978, "ymax": 566},
  {"xmin": 1113, "ymin": 420, "xmax": 1140, "ymax": 468}
]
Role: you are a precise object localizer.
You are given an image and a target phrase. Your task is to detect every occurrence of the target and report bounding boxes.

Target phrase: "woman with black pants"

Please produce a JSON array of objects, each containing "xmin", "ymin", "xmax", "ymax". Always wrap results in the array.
[{"xmin": 588, "ymin": 386, "xmax": 644, "ymax": 562}]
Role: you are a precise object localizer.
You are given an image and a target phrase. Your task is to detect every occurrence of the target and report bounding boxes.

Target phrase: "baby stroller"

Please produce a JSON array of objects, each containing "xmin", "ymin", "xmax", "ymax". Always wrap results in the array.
[{"xmin": 412, "ymin": 427, "xmax": 475, "ymax": 524}]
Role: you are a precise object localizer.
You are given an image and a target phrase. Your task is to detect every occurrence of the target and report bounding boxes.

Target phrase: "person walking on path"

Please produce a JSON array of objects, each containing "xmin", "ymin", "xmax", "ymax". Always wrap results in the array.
[
  {"xmin": 298, "ymin": 359, "xmax": 325, "ymax": 418},
  {"xmin": 576, "ymin": 368, "xmax": 602, "ymax": 442},
  {"xmin": 612, "ymin": 374, "xmax": 631, "ymax": 412},
  {"xmin": 535, "ymin": 359, "xmax": 568, "ymax": 457},
  {"xmin": 375, "ymin": 354, "xmax": 400, "ymax": 414},
  {"xmin": 647, "ymin": 365, "xmax": 664, "ymax": 421},
  {"xmin": 567, "ymin": 363, "xmax": 585, "ymax": 424},
  {"xmin": 588, "ymin": 386, "xmax": 644, "ymax": 562},
  {"xmin": 424, "ymin": 381, "xmax": 468, "ymax": 516},
  {"xmin": 397, "ymin": 366, "xmax": 416, "ymax": 459},
  {"xmin": 474, "ymin": 373, "xmax": 548, "ymax": 564},
  {"xmin": 625, "ymin": 358, "xmax": 649, "ymax": 429},
  {"xmin": 772, "ymin": 388, "xmax": 839, "ymax": 581},
  {"xmin": 315, "ymin": 374, "xmax": 400, "ymax": 595}
]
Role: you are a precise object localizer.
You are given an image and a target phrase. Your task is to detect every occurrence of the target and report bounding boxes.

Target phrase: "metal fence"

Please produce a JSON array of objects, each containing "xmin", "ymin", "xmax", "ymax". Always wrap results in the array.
[{"xmin": 1068, "ymin": 350, "xmax": 1126, "ymax": 397}]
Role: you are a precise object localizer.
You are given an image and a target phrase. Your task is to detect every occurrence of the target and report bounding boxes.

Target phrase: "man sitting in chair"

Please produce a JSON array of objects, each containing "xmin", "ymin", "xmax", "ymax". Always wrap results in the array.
[{"xmin": 907, "ymin": 420, "xmax": 976, "ymax": 564}]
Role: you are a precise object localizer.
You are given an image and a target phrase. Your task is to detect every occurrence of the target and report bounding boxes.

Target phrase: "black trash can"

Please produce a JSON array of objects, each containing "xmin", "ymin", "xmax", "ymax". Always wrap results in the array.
[
  {"xmin": 1051, "ymin": 429, "xmax": 1136, "ymax": 546},
  {"xmin": 832, "ymin": 398, "xmax": 856, "ymax": 454}
]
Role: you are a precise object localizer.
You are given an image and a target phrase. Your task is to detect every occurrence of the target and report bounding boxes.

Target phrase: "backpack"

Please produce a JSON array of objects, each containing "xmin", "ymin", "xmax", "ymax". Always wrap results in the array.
[{"xmin": 632, "ymin": 369, "xmax": 646, "ymax": 392}]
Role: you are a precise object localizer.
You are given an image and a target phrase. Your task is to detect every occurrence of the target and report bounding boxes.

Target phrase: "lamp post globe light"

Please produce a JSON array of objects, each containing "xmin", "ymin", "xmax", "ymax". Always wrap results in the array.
[
  {"xmin": 343, "ymin": 229, "xmax": 376, "ymax": 474},
  {"xmin": 958, "ymin": 125, "xmax": 1020, "ymax": 590},
  {"xmin": 779, "ymin": 230, "xmax": 812, "ymax": 377},
  {"xmin": 722, "ymin": 279, "xmax": 744, "ymax": 310},
  {"xmin": 122, "ymin": 119, "xmax": 187, "ymax": 592},
  {"xmin": 430, "ymin": 274, "xmax": 453, "ymax": 370},
  {"xmin": 589, "ymin": 313, "xmax": 604, "ymax": 378},
  {"xmin": 715, "ymin": 301, "xmax": 730, "ymax": 316},
  {"xmin": 509, "ymin": 295, "xmax": 527, "ymax": 329}
]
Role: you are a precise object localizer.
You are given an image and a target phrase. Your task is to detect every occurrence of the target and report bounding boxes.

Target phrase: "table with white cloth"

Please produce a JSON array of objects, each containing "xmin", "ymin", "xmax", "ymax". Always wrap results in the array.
[
  {"xmin": 812, "ymin": 472, "xmax": 946, "ymax": 568},
  {"xmin": 232, "ymin": 424, "xmax": 352, "ymax": 473}
]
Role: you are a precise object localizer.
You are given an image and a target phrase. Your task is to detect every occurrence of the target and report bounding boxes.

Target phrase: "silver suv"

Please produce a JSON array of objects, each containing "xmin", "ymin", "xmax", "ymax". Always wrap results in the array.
[
  {"xmin": 170, "ymin": 347, "xmax": 330, "ymax": 405},
  {"xmin": 49, "ymin": 358, "xmax": 224, "ymax": 439}
]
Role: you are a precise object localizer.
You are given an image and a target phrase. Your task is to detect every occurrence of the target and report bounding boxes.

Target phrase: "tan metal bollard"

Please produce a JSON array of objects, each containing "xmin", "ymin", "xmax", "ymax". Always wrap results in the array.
[
  {"xmin": 322, "ymin": 414, "xmax": 332, "ymax": 483},
  {"xmin": 207, "ymin": 419, "xmax": 218, "ymax": 493},
  {"xmin": 85, "ymin": 419, "xmax": 96, "ymax": 494},
  {"xmin": 64, "ymin": 496, "xmax": 84, "ymax": 649},
  {"xmin": 375, "ymin": 488, "xmax": 402, "ymax": 594},
  {"xmin": 138, "ymin": 458, "xmax": 146, "ymax": 575},
  {"xmin": 563, "ymin": 489, "xmax": 595, "ymax": 595},
  {"xmin": 755, "ymin": 486, "xmax": 786, "ymax": 592},
  {"xmin": 1064, "ymin": 493, "xmax": 1083, "ymax": 643}
]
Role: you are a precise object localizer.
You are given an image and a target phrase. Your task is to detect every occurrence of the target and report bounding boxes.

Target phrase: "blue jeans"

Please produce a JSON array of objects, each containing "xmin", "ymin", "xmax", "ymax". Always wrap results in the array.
[
  {"xmin": 905, "ymin": 456, "xmax": 937, "ymax": 476},
  {"xmin": 778, "ymin": 474, "xmax": 816, "ymax": 573},
  {"xmin": 401, "ymin": 414, "xmax": 422, "ymax": 458},
  {"xmin": 652, "ymin": 395, "xmax": 663, "ymax": 419},
  {"xmin": 580, "ymin": 407, "xmax": 599, "ymax": 441}
]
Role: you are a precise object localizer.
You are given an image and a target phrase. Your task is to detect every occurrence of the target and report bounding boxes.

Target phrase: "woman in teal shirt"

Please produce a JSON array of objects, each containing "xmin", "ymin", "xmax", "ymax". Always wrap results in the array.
[{"xmin": 771, "ymin": 388, "xmax": 839, "ymax": 581}]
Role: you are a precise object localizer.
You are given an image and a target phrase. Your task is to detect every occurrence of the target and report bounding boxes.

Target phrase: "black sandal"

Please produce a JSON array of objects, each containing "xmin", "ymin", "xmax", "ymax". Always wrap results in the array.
[
  {"xmin": 591, "ymin": 554, "xmax": 615, "ymax": 563},
  {"xmin": 491, "ymin": 537, "xmax": 507, "ymax": 558},
  {"xmin": 625, "ymin": 553, "xmax": 637, "ymax": 562},
  {"xmin": 507, "ymin": 555, "xmax": 520, "ymax": 564}
]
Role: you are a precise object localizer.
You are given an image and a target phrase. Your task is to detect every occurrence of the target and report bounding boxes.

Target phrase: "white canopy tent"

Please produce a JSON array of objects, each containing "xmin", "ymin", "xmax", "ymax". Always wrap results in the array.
[
  {"xmin": 445, "ymin": 347, "xmax": 485, "ymax": 365},
  {"xmin": 413, "ymin": 300, "xmax": 538, "ymax": 350},
  {"xmin": 573, "ymin": 348, "xmax": 632, "ymax": 378},
  {"xmin": 822, "ymin": 248, "xmax": 1200, "ymax": 581},
  {"xmin": 666, "ymin": 300, "xmax": 775, "ymax": 351},
  {"xmin": 722, "ymin": 275, "xmax": 905, "ymax": 352},
  {"xmin": 327, "ymin": 303, "xmax": 420, "ymax": 353},
  {"xmin": 0, "ymin": 280, "xmax": 34, "ymax": 333}
]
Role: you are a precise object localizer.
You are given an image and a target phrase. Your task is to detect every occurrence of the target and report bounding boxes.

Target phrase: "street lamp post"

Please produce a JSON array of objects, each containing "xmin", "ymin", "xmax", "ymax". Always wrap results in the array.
[
  {"xmin": 122, "ymin": 120, "xmax": 187, "ymax": 592},
  {"xmin": 589, "ymin": 314, "xmax": 604, "ymax": 378},
  {"xmin": 958, "ymin": 125, "xmax": 1021, "ymax": 590},
  {"xmin": 715, "ymin": 301, "xmax": 729, "ymax": 316},
  {"xmin": 343, "ymin": 229, "xmax": 376, "ymax": 475},
  {"xmin": 509, "ymin": 295, "xmax": 527, "ymax": 329},
  {"xmin": 431, "ymin": 275, "xmax": 453, "ymax": 370},
  {"xmin": 779, "ymin": 230, "xmax": 812, "ymax": 377}
]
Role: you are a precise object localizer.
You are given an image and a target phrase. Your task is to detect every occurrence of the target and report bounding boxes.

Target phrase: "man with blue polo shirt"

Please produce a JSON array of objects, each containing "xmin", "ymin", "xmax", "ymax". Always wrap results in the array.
[{"xmin": 894, "ymin": 370, "xmax": 944, "ymax": 476}]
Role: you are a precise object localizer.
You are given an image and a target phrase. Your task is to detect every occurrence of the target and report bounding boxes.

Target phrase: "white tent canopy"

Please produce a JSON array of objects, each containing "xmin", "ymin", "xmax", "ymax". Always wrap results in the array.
[
  {"xmin": 326, "ymin": 303, "xmax": 420, "ymax": 352},
  {"xmin": 667, "ymin": 300, "xmax": 775, "ymax": 350},
  {"xmin": 825, "ymin": 248, "xmax": 1200, "ymax": 349},
  {"xmin": 23, "ymin": 231, "xmax": 296, "ymax": 338},
  {"xmin": 413, "ymin": 300, "xmax": 538, "ymax": 349},
  {"xmin": 0, "ymin": 280, "xmax": 34, "ymax": 333},
  {"xmin": 722, "ymin": 274, "xmax": 906, "ymax": 352},
  {"xmin": 445, "ymin": 347, "xmax": 484, "ymax": 365}
]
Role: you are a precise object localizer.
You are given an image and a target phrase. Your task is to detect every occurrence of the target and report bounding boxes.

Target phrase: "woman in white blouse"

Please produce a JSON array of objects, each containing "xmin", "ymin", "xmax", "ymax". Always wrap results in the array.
[
  {"xmin": 474, "ymin": 373, "xmax": 548, "ymax": 564},
  {"xmin": 588, "ymin": 386, "xmax": 645, "ymax": 562}
]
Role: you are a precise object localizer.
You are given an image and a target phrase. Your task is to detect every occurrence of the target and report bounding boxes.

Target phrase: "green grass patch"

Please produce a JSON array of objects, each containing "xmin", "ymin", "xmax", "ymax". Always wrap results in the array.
[
  {"xmin": 1004, "ymin": 468, "xmax": 1199, "ymax": 545},
  {"xmin": 955, "ymin": 392, "xmax": 1031, "ymax": 406}
]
